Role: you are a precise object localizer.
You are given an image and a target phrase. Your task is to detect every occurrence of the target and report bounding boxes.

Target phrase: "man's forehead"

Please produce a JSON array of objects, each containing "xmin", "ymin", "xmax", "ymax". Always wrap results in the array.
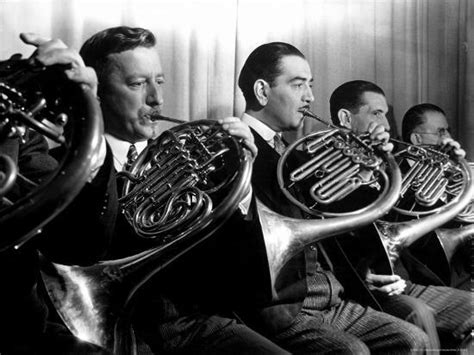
[
  {"xmin": 360, "ymin": 91, "xmax": 387, "ymax": 108},
  {"xmin": 278, "ymin": 55, "xmax": 312, "ymax": 79},
  {"xmin": 421, "ymin": 111, "xmax": 448, "ymax": 127},
  {"xmin": 106, "ymin": 48, "xmax": 163, "ymax": 77}
]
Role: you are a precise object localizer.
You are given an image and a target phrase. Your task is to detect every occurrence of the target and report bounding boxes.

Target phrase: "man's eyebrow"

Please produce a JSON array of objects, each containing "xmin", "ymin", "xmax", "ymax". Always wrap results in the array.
[
  {"xmin": 290, "ymin": 76, "xmax": 313, "ymax": 82},
  {"xmin": 125, "ymin": 71, "xmax": 165, "ymax": 79}
]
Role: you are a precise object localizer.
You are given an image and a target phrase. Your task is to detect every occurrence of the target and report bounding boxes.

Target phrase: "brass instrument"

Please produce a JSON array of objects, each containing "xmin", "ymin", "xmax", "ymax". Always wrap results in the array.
[
  {"xmin": 427, "ymin": 223, "xmax": 474, "ymax": 283},
  {"xmin": 370, "ymin": 140, "xmax": 474, "ymax": 274},
  {"xmin": 41, "ymin": 116, "xmax": 253, "ymax": 353},
  {"xmin": 0, "ymin": 153, "xmax": 17, "ymax": 198},
  {"xmin": 256, "ymin": 109, "xmax": 403, "ymax": 289},
  {"xmin": 411, "ymin": 162, "xmax": 474, "ymax": 284},
  {"xmin": 0, "ymin": 54, "xmax": 102, "ymax": 251},
  {"xmin": 118, "ymin": 117, "xmax": 250, "ymax": 240},
  {"xmin": 455, "ymin": 162, "xmax": 474, "ymax": 223},
  {"xmin": 391, "ymin": 141, "xmax": 469, "ymax": 216}
]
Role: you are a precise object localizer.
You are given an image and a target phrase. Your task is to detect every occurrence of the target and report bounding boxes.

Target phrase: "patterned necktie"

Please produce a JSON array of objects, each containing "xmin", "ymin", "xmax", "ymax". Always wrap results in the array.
[
  {"xmin": 273, "ymin": 134, "xmax": 286, "ymax": 155},
  {"xmin": 123, "ymin": 143, "xmax": 138, "ymax": 171}
]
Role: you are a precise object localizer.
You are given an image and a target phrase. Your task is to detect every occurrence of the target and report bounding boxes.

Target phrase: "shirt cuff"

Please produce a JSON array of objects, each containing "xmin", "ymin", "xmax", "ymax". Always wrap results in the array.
[
  {"xmin": 87, "ymin": 135, "xmax": 107, "ymax": 182},
  {"xmin": 238, "ymin": 185, "xmax": 253, "ymax": 215}
]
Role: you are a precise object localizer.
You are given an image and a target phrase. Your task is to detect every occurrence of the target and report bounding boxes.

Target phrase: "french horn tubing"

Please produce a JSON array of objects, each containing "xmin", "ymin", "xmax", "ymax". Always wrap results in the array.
[
  {"xmin": 425, "ymin": 223, "xmax": 474, "ymax": 284},
  {"xmin": 455, "ymin": 162, "xmax": 474, "ymax": 223},
  {"xmin": 0, "ymin": 55, "xmax": 102, "ymax": 252},
  {"xmin": 41, "ymin": 115, "xmax": 253, "ymax": 353}
]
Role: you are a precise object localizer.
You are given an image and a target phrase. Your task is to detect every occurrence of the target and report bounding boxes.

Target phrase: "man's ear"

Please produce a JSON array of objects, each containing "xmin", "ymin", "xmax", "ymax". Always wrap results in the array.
[
  {"xmin": 253, "ymin": 79, "xmax": 269, "ymax": 106},
  {"xmin": 338, "ymin": 109, "xmax": 352, "ymax": 129},
  {"xmin": 410, "ymin": 132, "xmax": 422, "ymax": 145}
]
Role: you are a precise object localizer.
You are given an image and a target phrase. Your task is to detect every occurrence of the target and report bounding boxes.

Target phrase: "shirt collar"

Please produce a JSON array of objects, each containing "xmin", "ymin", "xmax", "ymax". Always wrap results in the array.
[
  {"xmin": 105, "ymin": 133, "xmax": 148, "ymax": 171},
  {"xmin": 241, "ymin": 113, "xmax": 280, "ymax": 148}
]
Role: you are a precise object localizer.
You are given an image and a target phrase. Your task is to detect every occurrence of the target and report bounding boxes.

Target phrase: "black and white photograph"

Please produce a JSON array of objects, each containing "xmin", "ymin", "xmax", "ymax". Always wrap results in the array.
[{"xmin": 0, "ymin": 0, "xmax": 472, "ymax": 354}]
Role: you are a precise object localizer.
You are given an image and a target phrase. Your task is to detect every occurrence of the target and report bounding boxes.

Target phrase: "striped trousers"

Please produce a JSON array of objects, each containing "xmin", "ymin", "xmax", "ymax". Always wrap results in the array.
[
  {"xmin": 272, "ymin": 276, "xmax": 430, "ymax": 354},
  {"xmin": 377, "ymin": 283, "xmax": 473, "ymax": 352},
  {"xmin": 133, "ymin": 295, "xmax": 289, "ymax": 355}
]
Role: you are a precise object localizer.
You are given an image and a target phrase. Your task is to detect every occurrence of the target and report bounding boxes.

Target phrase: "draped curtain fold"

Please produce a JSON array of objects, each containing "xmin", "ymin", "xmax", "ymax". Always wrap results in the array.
[{"xmin": 0, "ymin": 0, "xmax": 471, "ymax": 157}]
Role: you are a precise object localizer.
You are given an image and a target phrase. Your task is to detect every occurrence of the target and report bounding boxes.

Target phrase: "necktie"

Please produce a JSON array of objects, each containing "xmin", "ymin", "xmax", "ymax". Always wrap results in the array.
[
  {"xmin": 123, "ymin": 143, "xmax": 138, "ymax": 171},
  {"xmin": 273, "ymin": 134, "xmax": 286, "ymax": 155}
]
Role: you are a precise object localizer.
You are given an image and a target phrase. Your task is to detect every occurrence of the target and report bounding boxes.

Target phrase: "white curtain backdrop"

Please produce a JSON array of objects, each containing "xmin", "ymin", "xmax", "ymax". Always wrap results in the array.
[{"xmin": 1, "ymin": 0, "xmax": 472, "ymax": 156}]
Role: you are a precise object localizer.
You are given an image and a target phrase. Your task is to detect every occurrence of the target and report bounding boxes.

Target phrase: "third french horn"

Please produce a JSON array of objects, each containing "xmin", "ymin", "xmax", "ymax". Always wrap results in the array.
[{"xmin": 370, "ymin": 139, "xmax": 474, "ymax": 275}]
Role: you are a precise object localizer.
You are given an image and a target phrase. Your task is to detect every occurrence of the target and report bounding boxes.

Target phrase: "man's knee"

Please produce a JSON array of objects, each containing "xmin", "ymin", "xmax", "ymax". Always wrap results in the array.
[
  {"xmin": 404, "ymin": 300, "xmax": 436, "ymax": 325},
  {"xmin": 399, "ymin": 323, "xmax": 431, "ymax": 354},
  {"xmin": 343, "ymin": 340, "xmax": 370, "ymax": 355},
  {"xmin": 315, "ymin": 335, "xmax": 370, "ymax": 355}
]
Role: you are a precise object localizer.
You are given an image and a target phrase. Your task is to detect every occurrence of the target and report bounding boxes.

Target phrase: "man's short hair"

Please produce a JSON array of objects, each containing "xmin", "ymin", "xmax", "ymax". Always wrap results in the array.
[
  {"xmin": 238, "ymin": 42, "xmax": 305, "ymax": 110},
  {"xmin": 80, "ymin": 26, "xmax": 156, "ymax": 89},
  {"xmin": 401, "ymin": 103, "xmax": 445, "ymax": 142},
  {"xmin": 329, "ymin": 80, "xmax": 385, "ymax": 125}
]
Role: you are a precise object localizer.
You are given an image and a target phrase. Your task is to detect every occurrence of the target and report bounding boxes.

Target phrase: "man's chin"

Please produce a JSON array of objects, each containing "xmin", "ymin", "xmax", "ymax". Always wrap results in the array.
[
  {"xmin": 146, "ymin": 124, "xmax": 162, "ymax": 141},
  {"xmin": 132, "ymin": 128, "xmax": 156, "ymax": 142},
  {"xmin": 294, "ymin": 116, "xmax": 305, "ymax": 129}
]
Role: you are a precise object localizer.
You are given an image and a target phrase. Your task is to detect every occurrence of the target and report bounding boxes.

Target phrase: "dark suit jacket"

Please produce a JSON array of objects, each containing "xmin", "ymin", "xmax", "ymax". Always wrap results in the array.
[{"xmin": 0, "ymin": 130, "xmax": 116, "ymax": 350}]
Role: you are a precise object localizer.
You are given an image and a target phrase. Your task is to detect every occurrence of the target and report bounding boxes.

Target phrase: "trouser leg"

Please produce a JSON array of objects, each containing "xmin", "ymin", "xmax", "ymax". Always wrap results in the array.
[
  {"xmin": 376, "ymin": 293, "xmax": 440, "ymax": 353},
  {"xmin": 272, "ymin": 310, "xmax": 371, "ymax": 355},
  {"xmin": 406, "ymin": 284, "xmax": 473, "ymax": 348},
  {"xmin": 137, "ymin": 312, "xmax": 288, "ymax": 354},
  {"xmin": 326, "ymin": 300, "xmax": 430, "ymax": 354},
  {"xmin": 271, "ymin": 299, "xmax": 429, "ymax": 354}
]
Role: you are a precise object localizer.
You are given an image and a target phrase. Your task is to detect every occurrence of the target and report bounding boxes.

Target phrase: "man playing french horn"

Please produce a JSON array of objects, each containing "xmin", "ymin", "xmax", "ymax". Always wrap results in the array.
[
  {"xmin": 401, "ymin": 103, "xmax": 472, "ymax": 291},
  {"xmin": 0, "ymin": 34, "xmax": 116, "ymax": 354},
  {"xmin": 77, "ymin": 26, "xmax": 291, "ymax": 354},
  {"xmin": 236, "ymin": 42, "xmax": 430, "ymax": 354},
  {"xmin": 328, "ymin": 80, "xmax": 473, "ymax": 352}
]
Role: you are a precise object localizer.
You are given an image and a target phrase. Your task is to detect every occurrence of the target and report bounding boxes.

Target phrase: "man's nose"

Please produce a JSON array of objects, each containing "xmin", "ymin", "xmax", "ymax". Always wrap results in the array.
[
  {"xmin": 380, "ymin": 114, "xmax": 390, "ymax": 131},
  {"xmin": 303, "ymin": 85, "xmax": 314, "ymax": 103},
  {"xmin": 147, "ymin": 82, "xmax": 164, "ymax": 107},
  {"xmin": 440, "ymin": 128, "xmax": 451, "ymax": 138}
]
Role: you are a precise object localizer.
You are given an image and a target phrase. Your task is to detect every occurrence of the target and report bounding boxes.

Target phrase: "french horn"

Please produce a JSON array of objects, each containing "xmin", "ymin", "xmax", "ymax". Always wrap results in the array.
[
  {"xmin": 369, "ymin": 140, "xmax": 474, "ymax": 275},
  {"xmin": 454, "ymin": 162, "xmax": 474, "ymax": 223},
  {"xmin": 41, "ymin": 116, "xmax": 253, "ymax": 353},
  {"xmin": 0, "ymin": 54, "xmax": 102, "ymax": 251},
  {"xmin": 256, "ymin": 109, "xmax": 403, "ymax": 289}
]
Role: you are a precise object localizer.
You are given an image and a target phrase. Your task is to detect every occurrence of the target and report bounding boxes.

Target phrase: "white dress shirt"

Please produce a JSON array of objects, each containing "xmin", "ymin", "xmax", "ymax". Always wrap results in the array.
[
  {"xmin": 88, "ymin": 136, "xmax": 107, "ymax": 182},
  {"xmin": 104, "ymin": 133, "xmax": 148, "ymax": 171},
  {"xmin": 241, "ymin": 112, "xmax": 282, "ymax": 150}
]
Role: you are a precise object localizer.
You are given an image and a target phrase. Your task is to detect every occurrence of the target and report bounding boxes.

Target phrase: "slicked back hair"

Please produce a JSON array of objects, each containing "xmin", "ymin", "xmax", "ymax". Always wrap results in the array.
[
  {"xmin": 329, "ymin": 80, "xmax": 385, "ymax": 125},
  {"xmin": 238, "ymin": 42, "xmax": 305, "ymax": 110},
  {"xmin": 401, "ymin": 103, "xmax": 445, "ymax": 142}
]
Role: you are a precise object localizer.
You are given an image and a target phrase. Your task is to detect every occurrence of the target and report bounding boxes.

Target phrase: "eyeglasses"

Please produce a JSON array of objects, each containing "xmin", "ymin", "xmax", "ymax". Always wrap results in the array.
[{"xmin": 416, "ymin": 127, "xmax": 451, "ymax": 137}]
